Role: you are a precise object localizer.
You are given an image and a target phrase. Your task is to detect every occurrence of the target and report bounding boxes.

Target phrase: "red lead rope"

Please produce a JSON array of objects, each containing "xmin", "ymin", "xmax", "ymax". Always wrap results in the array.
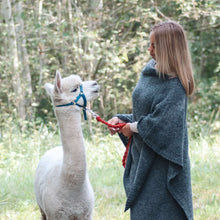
[{"xmin": 96, "ymin": 115, "xmax": 131, "ymax": 168}]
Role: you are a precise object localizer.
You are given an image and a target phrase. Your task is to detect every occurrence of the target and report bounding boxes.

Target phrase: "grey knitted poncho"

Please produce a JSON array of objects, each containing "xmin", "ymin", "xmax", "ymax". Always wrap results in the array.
[{"xmin": 117, "ymin": 59, "xmax": 193, "ymax": 220}]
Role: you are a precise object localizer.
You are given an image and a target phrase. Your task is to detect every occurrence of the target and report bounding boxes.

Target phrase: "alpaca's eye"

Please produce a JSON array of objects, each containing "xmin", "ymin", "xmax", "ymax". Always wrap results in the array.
[{"xmin": 71, "ymin": 88, "xmax": 78, "ymax": 93}]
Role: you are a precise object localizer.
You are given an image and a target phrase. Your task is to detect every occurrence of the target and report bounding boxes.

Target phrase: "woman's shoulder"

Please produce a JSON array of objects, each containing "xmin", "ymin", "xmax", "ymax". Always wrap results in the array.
[
  {"xmin": 165, "ymin": 77, "xmax": 186, "ymax": 94},
  {"xmin": 156, "ymin": 78, "xmax": 187, "ymax": 104},
  {"xmin": 140, "ymin": 59, "xmax": 186, "ymax": 96}
]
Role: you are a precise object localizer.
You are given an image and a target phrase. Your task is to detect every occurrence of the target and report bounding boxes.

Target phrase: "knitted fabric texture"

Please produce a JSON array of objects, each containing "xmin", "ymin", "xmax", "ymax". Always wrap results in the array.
[{"xmin": 117, "ymin": 59, "xmax": 193, "ymax": 220}]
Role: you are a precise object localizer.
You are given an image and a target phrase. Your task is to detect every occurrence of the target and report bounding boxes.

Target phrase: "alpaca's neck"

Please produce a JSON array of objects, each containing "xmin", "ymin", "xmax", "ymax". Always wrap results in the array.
[{"xmin": 56, "ymin": 108, "xmax": 87, "ymax": 186}]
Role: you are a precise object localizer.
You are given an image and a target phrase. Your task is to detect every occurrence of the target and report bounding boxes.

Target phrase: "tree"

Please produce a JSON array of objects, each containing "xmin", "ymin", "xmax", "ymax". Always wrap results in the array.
[
  {"xmin": 0, "ymin": 0, "xmax": 219, "ymax": 130},
  {"xmin": 1, "ymin": 0, "xmax": 32, "ymax": 120}
]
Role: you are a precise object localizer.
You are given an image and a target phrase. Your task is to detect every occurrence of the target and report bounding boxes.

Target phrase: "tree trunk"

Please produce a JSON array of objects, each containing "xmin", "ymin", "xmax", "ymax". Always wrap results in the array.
[
  {"xmin": 37, "ymin": 0, "xmax": 44, "ymax": 86},
  {"xmin": 2, "ymin": 0, "xmax": 26, "ymax": 120},
  {"xmin": 14, "ymin": 0, "xmax": 33, "ymax": 119}
]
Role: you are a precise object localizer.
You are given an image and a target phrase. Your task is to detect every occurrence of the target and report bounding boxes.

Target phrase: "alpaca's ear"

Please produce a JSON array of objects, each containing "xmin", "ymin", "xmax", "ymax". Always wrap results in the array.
[
  {"xmin": 44, "ymin": 83, "xmax": 54, "ymax": 96},
  {"xmin": 54, "ymin": 70, "xmax": 62, "ymax": 94}
]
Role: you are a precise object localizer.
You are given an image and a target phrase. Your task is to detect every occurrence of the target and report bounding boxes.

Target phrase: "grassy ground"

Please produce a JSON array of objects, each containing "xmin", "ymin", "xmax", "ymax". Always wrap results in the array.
[
  {"xmin": 189, "ymin": 135, "xmax": 220, "ymax": 220},
  {"xmin": 0, "ymin": 123, "xmax": 219, "ymax": 220}
]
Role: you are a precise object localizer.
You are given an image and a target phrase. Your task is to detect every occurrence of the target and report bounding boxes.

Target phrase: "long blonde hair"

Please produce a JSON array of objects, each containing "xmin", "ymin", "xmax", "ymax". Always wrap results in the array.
[{"xmin": 151, "ymin": 20, "xmax": 195, "ymax": 95}]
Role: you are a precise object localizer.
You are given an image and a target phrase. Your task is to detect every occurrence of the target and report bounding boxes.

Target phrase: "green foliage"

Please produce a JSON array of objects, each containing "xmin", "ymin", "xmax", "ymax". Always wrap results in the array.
[
  {"xmin": 188, "ymin": 77, "xmax": 220, "ymax": 137},
  {"xmin": 1, "ymin": 0, "xmax": 219, "ymax": 125}
]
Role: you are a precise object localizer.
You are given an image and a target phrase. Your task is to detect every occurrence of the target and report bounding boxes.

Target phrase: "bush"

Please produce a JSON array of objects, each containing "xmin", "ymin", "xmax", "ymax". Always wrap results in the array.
[{"xmin": 188, "ymin": 77, "xmax": 220, "ymax": 138}]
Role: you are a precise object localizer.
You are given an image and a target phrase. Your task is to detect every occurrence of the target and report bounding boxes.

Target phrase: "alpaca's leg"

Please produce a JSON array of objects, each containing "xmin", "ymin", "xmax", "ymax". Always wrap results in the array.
[
  {"xmin": 85, "ymin": 214, "xmax": 92, "ymax": 220},
  {"xmin": 73, "ymin": 214, "xmax": 92, "ymax": 220},
  {"xmin": 88, "ymin": 215, "xmax": 92, "ymax": 220},
  {"xmin": 87, "ymin": 215, "xmax": 92, "ymax": 220},
  {"xmin": 41, "ymin": 215, "xmax": 46, "ymax": 220},
  {"xmin": 40, "ymin": 207, "xmax": 47, "ymax": 220}
]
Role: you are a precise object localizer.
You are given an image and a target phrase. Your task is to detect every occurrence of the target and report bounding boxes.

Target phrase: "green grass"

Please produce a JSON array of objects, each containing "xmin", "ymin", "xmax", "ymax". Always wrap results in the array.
[
  {"xmin": 0, "ymin": 123, "xmax": 219, "ymax": 220},
  {"xmin": 190, "ymin": 135, "xmax": 220, "ymax": 220}
]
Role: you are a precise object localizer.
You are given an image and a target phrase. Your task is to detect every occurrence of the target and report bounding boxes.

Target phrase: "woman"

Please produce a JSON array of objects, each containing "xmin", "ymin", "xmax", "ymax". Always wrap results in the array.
[{"xmin": 108, "ymin": 20, "xmax": 194, "ymax": 220}]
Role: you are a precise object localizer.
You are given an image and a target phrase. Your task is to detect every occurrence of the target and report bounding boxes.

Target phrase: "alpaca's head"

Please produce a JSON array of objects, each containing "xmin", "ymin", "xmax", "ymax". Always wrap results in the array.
[{"xmin": 44, "ymin": 71, "xmax": 100, "ymax": 110}]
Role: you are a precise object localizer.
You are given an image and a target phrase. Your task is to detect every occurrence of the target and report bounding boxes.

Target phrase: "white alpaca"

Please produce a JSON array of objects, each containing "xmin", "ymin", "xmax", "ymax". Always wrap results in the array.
[{"xmin": 35, "ymin": 71, "xmax": 100, "ymax": 220}]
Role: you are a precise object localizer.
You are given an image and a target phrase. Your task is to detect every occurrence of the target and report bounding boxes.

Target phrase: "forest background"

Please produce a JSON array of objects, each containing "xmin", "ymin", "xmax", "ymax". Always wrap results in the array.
[{"xmin": 0, "ymin": 0, "xmax": 219, "ymax": 219}]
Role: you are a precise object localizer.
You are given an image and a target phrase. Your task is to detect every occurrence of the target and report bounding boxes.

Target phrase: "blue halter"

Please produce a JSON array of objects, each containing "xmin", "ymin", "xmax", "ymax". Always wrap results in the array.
[{"xmin": 56, "ymin": 84, "xmax": 88, "ymax": 120}]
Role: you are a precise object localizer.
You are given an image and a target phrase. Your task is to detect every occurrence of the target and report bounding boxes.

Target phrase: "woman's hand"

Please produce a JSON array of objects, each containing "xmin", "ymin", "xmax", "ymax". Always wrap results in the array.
[
  {"xmin": 119, "ymin": 123, "xmax": 133, "ymax": 138},
  {"xmin": 108, "ymin": 117, "xmax": 122, "ymax": 135},
  {"xmin": 108, "ymin": 117, "xmax": 133, "ymax": 138}
]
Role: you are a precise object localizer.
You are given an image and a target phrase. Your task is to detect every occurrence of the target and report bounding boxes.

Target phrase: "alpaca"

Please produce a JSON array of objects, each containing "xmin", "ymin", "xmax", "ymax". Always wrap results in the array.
[{"xmin": 34, "ymin": 71, "xmax": 100, "ymax": 220}]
